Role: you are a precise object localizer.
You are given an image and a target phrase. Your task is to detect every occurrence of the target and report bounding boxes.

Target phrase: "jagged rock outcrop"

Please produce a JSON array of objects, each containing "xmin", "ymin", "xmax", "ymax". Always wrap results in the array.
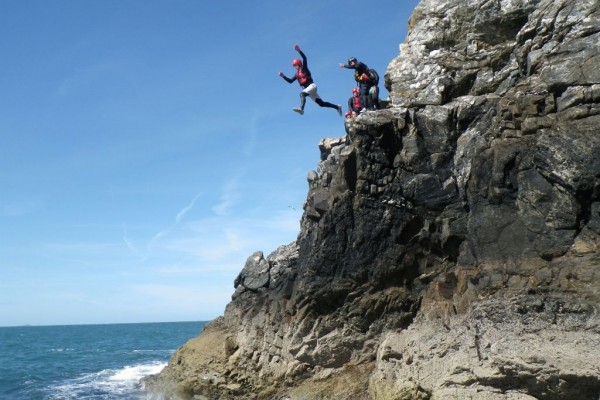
[{"xmin": 144, "ymin": 0, "xmax": 600, "ymax": 399}]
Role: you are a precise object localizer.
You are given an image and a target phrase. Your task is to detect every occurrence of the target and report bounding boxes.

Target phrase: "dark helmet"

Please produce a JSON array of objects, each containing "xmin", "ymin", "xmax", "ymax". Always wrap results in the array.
[
  {"xmin": 348, "ymin": 57, "xmax": 357, "ymax": 65},
  {"xmin": 292, "ymin": 58, "xmax": 302, "ymax": 67}
]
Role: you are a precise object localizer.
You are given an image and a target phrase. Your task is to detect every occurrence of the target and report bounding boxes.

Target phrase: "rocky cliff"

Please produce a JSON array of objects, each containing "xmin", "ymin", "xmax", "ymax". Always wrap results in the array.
[{"xmin": 144, "ymin": 0, "xmax": 600, "ymax": 399}]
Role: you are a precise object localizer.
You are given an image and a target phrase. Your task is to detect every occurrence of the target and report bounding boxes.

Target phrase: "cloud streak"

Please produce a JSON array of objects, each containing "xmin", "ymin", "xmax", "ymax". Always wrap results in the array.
[
  {"xmin": 212, "ymin": 173, "xmax": 244, "ymax": 216},
  {"xmin": 176, "ymin": 193, "xmax": 202, "ymax": 223}
]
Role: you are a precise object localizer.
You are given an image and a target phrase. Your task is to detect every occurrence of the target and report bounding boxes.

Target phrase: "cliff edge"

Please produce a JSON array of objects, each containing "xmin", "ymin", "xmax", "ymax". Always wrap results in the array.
[{"xmin": 144, "ymin": 0, "xmax": 600, "ymax": 399}]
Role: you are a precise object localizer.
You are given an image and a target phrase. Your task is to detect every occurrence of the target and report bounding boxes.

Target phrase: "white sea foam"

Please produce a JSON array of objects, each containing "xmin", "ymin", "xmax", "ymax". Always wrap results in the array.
[
  {"xmin": 109, "ymin": 362, "xmax": 166, "ymax": 382},
  {"xmin": 47, "ymin": 361, "xmax": 167, "ymax": 399}
]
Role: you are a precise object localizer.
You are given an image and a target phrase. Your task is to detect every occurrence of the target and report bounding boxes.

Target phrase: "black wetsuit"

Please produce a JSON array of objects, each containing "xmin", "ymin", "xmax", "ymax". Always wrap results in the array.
[{"xmin": 342, "ymin": 61, "xmax": 373, "ymax": 110}]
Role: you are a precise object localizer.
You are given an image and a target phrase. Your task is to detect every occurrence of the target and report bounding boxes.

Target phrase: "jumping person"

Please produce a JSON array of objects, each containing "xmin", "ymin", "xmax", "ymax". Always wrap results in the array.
[
  {"xmin": 339, "ymin": 57, "xmax": 375, "ymax": 111},
  {"xmin": 279, "ymin": 45, "xmax": 342, "ymax": 116}
]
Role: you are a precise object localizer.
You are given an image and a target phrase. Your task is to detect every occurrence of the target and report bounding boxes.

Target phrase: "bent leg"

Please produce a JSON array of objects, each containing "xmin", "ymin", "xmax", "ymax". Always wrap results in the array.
[
  {"xmin": 304, "ymin": 84, "xmax": 340, "ymax": 114},
  {"xmin": 298, "ymin": 91, "xmax": 307, "ymax": 110}
]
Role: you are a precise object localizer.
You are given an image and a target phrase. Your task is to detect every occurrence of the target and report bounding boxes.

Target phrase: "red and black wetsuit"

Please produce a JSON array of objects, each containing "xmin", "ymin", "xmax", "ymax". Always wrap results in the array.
[
  {"xmin": 348, "ymin": 94, "xmax": 362, "ymax": 114},
  {"xmin": 281, "ymin": 50, "xmax": 313, "ymax": 88},
  {"xmin": 281, "ymin": 49, "xmax": 339, "ymax": 112}
]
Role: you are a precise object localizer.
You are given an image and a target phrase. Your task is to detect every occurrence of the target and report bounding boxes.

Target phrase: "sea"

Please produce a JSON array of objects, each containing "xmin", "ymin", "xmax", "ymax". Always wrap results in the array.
[{"xmin": 0, "ymin": 321, "xmax": 206, "ymax": 400}]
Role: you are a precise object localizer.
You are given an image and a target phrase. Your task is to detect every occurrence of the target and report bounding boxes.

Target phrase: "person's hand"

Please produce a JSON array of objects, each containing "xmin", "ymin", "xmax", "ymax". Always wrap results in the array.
[
  {"xmin": 339, "ymin": 63, "xmax": 345, "ymax": 68},
  {"xmin": 278, "ymin": 71, "xmax": 284, "ymax": 77},
  {"xmin": 294, "ymin": 45, "xmax": 300, "ymax": 51}
]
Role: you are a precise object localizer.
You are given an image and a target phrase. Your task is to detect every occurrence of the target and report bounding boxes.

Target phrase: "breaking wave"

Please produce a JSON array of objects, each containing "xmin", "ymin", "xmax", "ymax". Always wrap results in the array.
[{"xmin": 46, "ymin": 362, "xmax": 166, "ymax": 400}]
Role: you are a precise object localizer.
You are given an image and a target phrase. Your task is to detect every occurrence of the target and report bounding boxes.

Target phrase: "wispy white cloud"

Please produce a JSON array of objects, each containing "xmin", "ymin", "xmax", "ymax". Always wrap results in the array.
[
  {"xmin": 122, "ymin": 227, "xmax": 148, "ymax": 263},
  {"xmin": 137, "ymin": 205, "xmax": 300, "ymax": 275},
  {"xmin": 176, "ymin": 193, "xmax": 202, "ymax": 223},
  {"xmin": 152, "ymin": 226, "xmax": 248, "ymax": 263},
  {"xmin": 212, "ymin": 173, "xmax": 244, "ymax": 216},
  {"xmin": 201, "ymin": 228, "xmax": 248, "ymax": 259},
  {"xmin": 121, "ymin": 225, "xmax": 138, "ymax": 252},
  {"xmin": 147, "ymin": 229, "xmax": 170, "ymax": 252},
  {"xmin": 122, "ymin": 235, "xmax": 137, "ymax": 253}
]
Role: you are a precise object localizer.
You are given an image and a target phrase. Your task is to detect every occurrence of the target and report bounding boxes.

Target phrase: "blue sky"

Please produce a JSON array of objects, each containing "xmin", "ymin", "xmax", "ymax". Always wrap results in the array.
[{"xmin": 0, "ymin": 0, "xmax": 419, "ymax": 326}]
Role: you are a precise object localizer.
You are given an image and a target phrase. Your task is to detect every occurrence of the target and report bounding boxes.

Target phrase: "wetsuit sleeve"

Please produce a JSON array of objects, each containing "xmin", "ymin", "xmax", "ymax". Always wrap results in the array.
[
  {"xmin": 297, "ymin": 49, "xmax": 308, "ymax": 68},
  {"xmin": 280, "ymin": 73, "xmax": 297, "ymax": 84}
]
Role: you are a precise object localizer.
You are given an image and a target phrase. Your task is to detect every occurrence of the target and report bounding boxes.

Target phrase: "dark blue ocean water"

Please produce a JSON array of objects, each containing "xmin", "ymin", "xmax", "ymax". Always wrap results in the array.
[{"xmin": 0, "ymin": 321, "xmax": 206, "ymax": 400}]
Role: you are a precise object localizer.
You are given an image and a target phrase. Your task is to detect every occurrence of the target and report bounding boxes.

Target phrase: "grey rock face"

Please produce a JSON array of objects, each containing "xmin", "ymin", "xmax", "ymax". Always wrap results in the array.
[
  {"xmin": 234, "ymin": 251, "xmax": 270, "ymax": 291},
  {"xmin": 145, "ymin": 0, "xmax": 600, "ymax": 399}
]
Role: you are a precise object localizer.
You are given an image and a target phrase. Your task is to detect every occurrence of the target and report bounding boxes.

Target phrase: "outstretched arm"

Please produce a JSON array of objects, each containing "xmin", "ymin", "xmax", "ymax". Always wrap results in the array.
[
  {"xmin": 279, "ymin": 71, "xmax": 296, "ymax": 84},
  {"xmin": 294, "ymin": 45, "xmax": 308, "ymax": 68}
]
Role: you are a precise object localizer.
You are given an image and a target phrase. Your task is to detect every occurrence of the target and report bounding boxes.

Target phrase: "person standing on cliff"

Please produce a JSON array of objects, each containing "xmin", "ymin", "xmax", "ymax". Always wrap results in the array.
[
  {"xmin": 339, "ymin": 57, "xmax": 376, "ymax": 111},
  {"xmin": 279, "ymin": 45, "xmax": 343, "ymax": 116}
]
